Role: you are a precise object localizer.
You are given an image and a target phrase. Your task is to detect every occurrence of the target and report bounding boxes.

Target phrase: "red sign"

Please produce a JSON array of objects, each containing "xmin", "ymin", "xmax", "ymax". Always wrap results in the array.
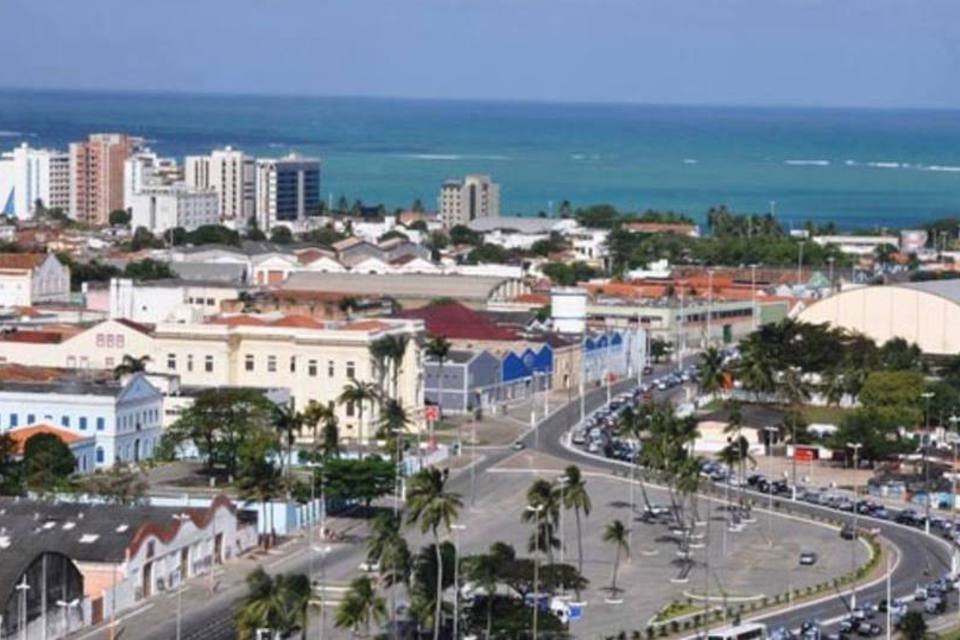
[
  {"xmin": 794, "ymin": 446, "xmax": 817, "ymax": 462},
  {"xmin": 424, "ymin": 406, "xmax": 440, "ymax": 422}
]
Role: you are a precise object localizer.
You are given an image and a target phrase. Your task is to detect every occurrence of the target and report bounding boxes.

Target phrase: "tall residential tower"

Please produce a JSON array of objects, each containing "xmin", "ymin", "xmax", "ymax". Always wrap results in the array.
[{"xmin": 439, "ymin": 174, "xmax": 500, "ymax": 228}]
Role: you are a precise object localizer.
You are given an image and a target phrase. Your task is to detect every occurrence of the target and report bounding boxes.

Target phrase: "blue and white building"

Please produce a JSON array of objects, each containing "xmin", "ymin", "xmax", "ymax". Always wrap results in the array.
[{"xmin": 0, "ymin": 372, "xmax": 164, "ymax": 468}]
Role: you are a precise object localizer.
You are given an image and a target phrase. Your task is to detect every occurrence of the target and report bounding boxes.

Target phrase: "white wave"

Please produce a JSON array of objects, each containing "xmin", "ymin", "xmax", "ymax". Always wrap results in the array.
[
  {"xmin": 570, "ymin": 153, "xmax": 586, "ymax": 160},
  {"xmin": 844, "ymin": 159, "xmax": 857, "ymax": 166},
  {"xmin": 867, "ymin": 161, "xmax": 900, "ymax": 169},
  {"xmin": 683, "ymin": 158, "xmax": 698, "ymax": 164},
  {"xmin": 267, "ymin": 143, "xmax": 286, "ymax": 148},
  {"xmin": 925, "ymin": 165, "xmax": 960, "ymax": 173},
  {"xmin": 0, "ymin": 130, "xmax": 31, "ymax": 137},
  {"xmin": 404, "ymin": 153, "xmax": 510, "ymax": 161},
  {"xmin": 784, "ymin": 159, "xmax": 830, "ymax": 166}
]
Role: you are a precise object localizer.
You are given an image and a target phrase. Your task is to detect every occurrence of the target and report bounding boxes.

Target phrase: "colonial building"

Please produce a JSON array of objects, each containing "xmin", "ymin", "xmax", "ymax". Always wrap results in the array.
[{"xmin": 0, "ymin": 253, "xmax": 71, "ymax": 307}]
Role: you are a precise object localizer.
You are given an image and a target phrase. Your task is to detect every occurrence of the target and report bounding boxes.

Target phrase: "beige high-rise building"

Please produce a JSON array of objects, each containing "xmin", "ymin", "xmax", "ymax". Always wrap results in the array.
[
  {"xmin": 439, "ymin": 174, "xmax": 500, "ymax": 228},
  {"xmin": 185, "ymin": 146, "xmax": 255, "ymax": 225},
  {"xmin": 69, "ymin": 133, "xmax": 142, "ymax": 225}
]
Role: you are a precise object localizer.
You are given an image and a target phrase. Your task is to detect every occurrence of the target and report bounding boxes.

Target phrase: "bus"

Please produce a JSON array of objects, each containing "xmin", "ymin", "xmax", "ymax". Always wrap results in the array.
[{"xmin": 706, "ymin": 622, "xmax": 767, "ymax": 640}]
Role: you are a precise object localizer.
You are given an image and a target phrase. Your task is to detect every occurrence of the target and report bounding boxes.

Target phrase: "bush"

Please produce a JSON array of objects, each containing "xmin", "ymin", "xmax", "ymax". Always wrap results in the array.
[{"xmin": 645, "ymin": 627, "xmax": 655, "ymax": 640}]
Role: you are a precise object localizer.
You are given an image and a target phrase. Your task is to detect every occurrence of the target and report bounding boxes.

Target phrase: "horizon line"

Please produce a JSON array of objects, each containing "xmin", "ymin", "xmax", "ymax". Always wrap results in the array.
[{"xmin": 1, "ymin": 84, "xmax": 959, "ymax": 114}]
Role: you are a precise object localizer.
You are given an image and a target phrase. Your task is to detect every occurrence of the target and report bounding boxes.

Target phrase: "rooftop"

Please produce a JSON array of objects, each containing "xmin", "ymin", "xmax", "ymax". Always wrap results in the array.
[
  {"xmin": 282, "ymin": 272, "xmax": 514, "ymax": 302},
  {"xmin": 395, "ymin": 301, "xmax": 519, "ymax": 341},
  {"xmin": 0, "ymin": 253, "xmax": 49, "ymax": 270},
  {"xmin": 7, "ymin": 424, "xmax": 91, "ymax": 455}
]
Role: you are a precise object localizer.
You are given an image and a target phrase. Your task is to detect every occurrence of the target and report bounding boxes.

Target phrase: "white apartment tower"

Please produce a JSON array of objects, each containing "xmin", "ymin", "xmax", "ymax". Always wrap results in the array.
[
  {"xmin": 185, "ymin": 147, "xmax": 256, "ymax": 225},
  {"xmin": 2, "ymin": 143, "xmax": 71, "ymax": 218},
  {"xmin": 439, "ymin": 174, "xmax": 500, "ymax": 228}
]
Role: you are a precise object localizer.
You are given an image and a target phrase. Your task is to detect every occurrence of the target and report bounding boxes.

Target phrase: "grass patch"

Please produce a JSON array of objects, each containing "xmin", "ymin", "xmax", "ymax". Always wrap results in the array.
[
  {"xmin": 800, "ymin": 405, "xmax": 852, "ymax": 425},
  {"xmin": 653, "ymin": 600, "xmax": 701, "ymax": 623}
]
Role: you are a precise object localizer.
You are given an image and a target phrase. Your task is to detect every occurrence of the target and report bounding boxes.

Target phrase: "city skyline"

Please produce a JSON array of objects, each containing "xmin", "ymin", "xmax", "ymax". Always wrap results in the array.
[{"xmin": 1, "ymin": 0, "xmax": 959, "ymax": 110}]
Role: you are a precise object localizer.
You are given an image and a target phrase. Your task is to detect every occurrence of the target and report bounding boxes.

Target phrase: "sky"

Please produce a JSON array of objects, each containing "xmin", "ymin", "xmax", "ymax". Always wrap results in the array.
[{"xmin": 1, "ymin": 0, "xmax": 959, "ymax": 109}]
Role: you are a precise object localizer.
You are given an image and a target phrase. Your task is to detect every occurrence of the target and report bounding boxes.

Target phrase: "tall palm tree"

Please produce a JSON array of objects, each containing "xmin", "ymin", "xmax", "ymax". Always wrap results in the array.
[
  {"xmin": 697, "ymin": 346, "xmax": 726, "ymax": 402},
  {"xmin": 339, "ymin": 379, "xmax": 379, "ymax": 445},
  {"xmin": 113, "ymin": 354, "xmax": 150, "ymax": 379},
  {"xmin": 736, "ymin": 342, "xmax": 776, "ymax": 401},
  {"xmin": 723, "ymin": 401, "xmax": 754, "ymax": 514},
  {"xmin": 366, "ymin": 512, "xmax": 409, "ymax": 639},
  {"xmin": 335, "ymin": 576, "xmax": 387, "ymax": 638},
  {"xmin": 603, "ymin": 519, "xmax": 630, "ymax": 595},
  {"xmin": 384, "ymin": 334, "xmax": 410, "ymax": 401},
  {"xmin": 235, "ymin": 568, "xmax": 311, "ymax": 639},
  {"xmin": 369, "ymin": 337, "xmax": 394, "ymax": 404},
  {"xmin": 425, "ymin": 335, "xmax": 452, "ymax": 421},
  {"xmin": 522, "ymin": 479, "xmax": 561, "ymax": 563},
  {"xmin": 406, "ymin": 467, "xmax": 463, "ymax": 640},
  {"xmin": 464, "ymin": 543, "xmax": 513, "ymax": 639},
  {"xmin": 560, "ymin": 465, "xmax": 591, "ymax": 598},
  {"xmin": 303, "ymin": 401, "xmax": 329, "ymax": 460},
  {"xmin": 273, "ymin": 401, "xmax": 304, "ymax": 484}
]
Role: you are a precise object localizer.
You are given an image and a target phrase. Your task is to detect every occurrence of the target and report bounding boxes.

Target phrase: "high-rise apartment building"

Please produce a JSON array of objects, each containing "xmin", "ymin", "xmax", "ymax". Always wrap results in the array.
[
  {"xmin": 0, "ymin": 144, "xmax": 70, "ymax": 219},
  {"xmin": 184, "ymin": 146, "xmax": 255, "ymax": 225},
  {"xmin": 255, "ymin": 154, "xmax": 320, "ymax": 230},
  {"xmin": 123, "ymin": 149, "xmax": 181, "ymax": 206},
  {"xmin": 439, "ymin": 174, "xmax": 500, "ymax": 228},
  {"xmin": 69, "ymin": 133, "xmax": 142, "ymax": 225}
]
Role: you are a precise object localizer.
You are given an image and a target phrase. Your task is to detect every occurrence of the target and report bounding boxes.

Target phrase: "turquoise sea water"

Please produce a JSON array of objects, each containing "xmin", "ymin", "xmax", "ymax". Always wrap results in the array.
[{"xmin": 2, "ymin": 89, "xmax": 960, "ymax": 229}]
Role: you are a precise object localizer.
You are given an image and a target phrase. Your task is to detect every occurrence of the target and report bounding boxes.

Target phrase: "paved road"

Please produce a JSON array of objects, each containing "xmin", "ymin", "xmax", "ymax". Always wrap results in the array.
[{"xmin": 533, "ymin": 372, "xmax": 957, "ymax": 635}]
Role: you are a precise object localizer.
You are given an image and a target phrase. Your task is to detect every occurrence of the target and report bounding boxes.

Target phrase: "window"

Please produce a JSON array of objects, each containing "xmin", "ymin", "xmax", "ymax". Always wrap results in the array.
[
  {"xmin": 308, "ymin": 360, "xmax": 317, "ymax": 377},
  {"xmin": 289, "ymin": 356, "xmax": 296, "ymax": 373},
  {"xmin": 27, "ymin": 414, "xmax": 35, "ymax": 425},
  {"xmin": 96, "ymin": 447, "xmax": 104, "ymax": 464},
  {"xmin": 10, "ymin": 414, "xmax": 17, "ymax": 428},
  {"xmin": 245, "ymin": 355, "xmax": 255, "ymax": 372},
  {"xmin": 96, "ymin": 417, "xmax": 105, "ymax": 431},
  {"xmin": 187, "ymin": 354, "xmax": 194, "ymax": 372},
  {"xmin": 346, "ymin": 400, "xmax": 355, "ymax": 417},
  {"xmin": 167, "ymin": 353, "xmax": 177, "ymax": 370},
  {"xmin": 267, "ymin": 356, "xmax": 277, "ymax": 373},
  {"xmin": 346, "ymin": 361, "xmax": 356, "ymax": 379},
  {"xmin": 328, "ymin": 360, "xmax": 335, "ymax": 377},
  {"xmin": 61, "ymin": 415, "xmax": 70, "ymax": 428},
  {"xmin": 80, "ymin": 417, "xmax": 88, "ymax": 431},
  {"xmin": 206, "ymin": 298, "xmax": 215, "ymax": 306},
  {"xmin": 205, "ymin": 355, "xmax": 214, "ymax": 373}
]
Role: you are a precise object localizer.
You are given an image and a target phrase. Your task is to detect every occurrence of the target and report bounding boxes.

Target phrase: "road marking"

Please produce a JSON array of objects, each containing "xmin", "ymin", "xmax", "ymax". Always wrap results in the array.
[{"xmin": 71, "ymin": 603, "xmax": 156, "ymax": 640}]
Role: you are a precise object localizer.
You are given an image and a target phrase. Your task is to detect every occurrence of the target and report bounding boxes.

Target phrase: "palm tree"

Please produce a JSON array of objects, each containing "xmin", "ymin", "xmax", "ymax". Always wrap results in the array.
[
  {"xmin": 737, "ymin": 342, "xmax": 776, "ymax": 401},
  {"xmin": 603, "ymin": 519, "xmax": 630, "ymax": 595},
  {"xmin": 406, "ymin": 467, "xmax": 463, "ymax": 640},
  {"xmin": 237, "ymin": 454, "xmax": 281, "ymax": 548},
  {"xmin": 560, "ymin": 465, "xmax": 591, "ymax": 598},
  {"xmin": 425, "ymin": 335, "xmax": 452, "ymax": 420},
  {"xmin": 322, "ymin": 412, "xmax": 340, "ymax": 458},
  {"xmin": 697, "ymin": 346, "xmax": 726, "ymax": 402},
  {"xmin": 235, "ymin": 568, "xmax": 311, "ymax": 639},
  {"xmin": 722, "ymin": 401, "xmax": 754, "ymax": 514},
  {"xmin": 463, "ymin": 543, "xmax": 513, "ymax": 639},
  {"xmin": 272, "ymin": 401, "xmax": 304, "ymax": 484},
  {"xmin": 339, "ymin": 379, "xmax": 379, "ymax": 445},
  {"xmin": 522, "ymin": 479, "xmax": 561, "ymax": 564},
  {"xmin": 335, "ymin": 576, "xmax": 387, "ymax": 638},
  {"xmin": 113, "ymin": 354, "xmax": 150, "ymax": 379},
  {"xmin": 303, "ymin": 400, "xmax": 331, "ymax": 460},
  {"xmin": 383, "ymin": 334, "xmax": 410, "ymax": 400},
  {"xmin": 366, "ymin": 512, "xmax": 409, "ymax": 638}
]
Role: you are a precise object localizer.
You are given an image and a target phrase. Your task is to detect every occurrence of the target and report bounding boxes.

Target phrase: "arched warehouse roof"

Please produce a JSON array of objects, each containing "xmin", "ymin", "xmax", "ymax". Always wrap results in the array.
[{"xmin": 797, "ymin": 280, "xmax": 960, "ymax": 355}]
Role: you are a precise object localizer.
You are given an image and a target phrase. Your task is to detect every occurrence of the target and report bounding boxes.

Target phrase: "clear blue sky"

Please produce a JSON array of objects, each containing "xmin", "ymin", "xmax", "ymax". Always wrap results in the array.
[{"xmin": 2, "ymin": 0, "xmax": 959, "ymax": 108}]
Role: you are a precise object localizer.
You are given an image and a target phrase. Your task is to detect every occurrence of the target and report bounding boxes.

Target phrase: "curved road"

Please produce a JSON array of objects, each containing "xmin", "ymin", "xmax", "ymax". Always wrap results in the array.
[{"xmin": 522, "ymin": 372, "xmax": 956, "ymax": 633}]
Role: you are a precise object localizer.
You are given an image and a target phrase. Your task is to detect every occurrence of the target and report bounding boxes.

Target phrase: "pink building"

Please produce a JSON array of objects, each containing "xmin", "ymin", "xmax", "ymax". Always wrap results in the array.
[{"xmin": 69, "ymin": 133, "xmax": 142, "ymax": 225}]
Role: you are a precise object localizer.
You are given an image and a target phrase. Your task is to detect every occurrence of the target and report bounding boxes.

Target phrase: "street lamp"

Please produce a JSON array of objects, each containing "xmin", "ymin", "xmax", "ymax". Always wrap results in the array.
[
  {"xmin": 16, "ymin": 577, "xmax": 29, "ymax": 640},
  {"xmin": 172, "ymin": 512, "xmax": 192, "ymax": 640},
  {"xmin": 556, "ymin": 476, "xmax": 569, "ymax": 565},
  {"xmin": 749, "ymin": 264, "xmax": 759, "ymax": 331},
  {"xmin": 311, "ymin": 545, "xmax": 332, "ymax": 640},
  {"xmin": 451, "ymin": 524, "xmax": 467, "ymax": 640},
  {"xmin": 922, "ymin": 391, "xmax": 935, "ymax": 534},
  {"xmin": 847, "ymin": 442, "xmax": 863, "ymax": 610},
  {"xmin": 706, "ymin": 268, "xmax": 715, "ymax": 349},
  {"xmin": 525, "ymin": 504, "xmax": 545, "ymax": 640}
]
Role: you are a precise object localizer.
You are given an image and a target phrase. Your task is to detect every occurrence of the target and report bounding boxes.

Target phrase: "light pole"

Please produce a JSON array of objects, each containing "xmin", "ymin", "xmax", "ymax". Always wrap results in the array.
[
  {"xmin": 311, "ymin": 545, "xmax": 332, "ymax": 640},
  {"xmin": 922, "ymin": 391, "xmax": 935, "ymax": 534},
  {"xmin": 173, "ymin": 512, "xmax": 191, "ymax": 640},
  {"xmin": 452, "ymin": 524, "xmax": 466, "ymax": 640},
  {"xmin": 706, "ymin": 268, "xmax": 715, "ymax": 349},
  {"xmin": 749, "ymin": 264, "xmax": 758, "ymax": 331},
  {"xmin": 556, "ymin": 476, "xmax": 569, "ymax": 565},
  {"xmin": 847, "ymin": 442, "xmax": 863, "ymax": 610},
  {"xmin": 392, "ymin": 427, "xmax": 404, "ymax": 517},
  {"xmin": 16, "ymin": 578, "xmax": 29, "ymax": 640},
  {"xmin": 56, "ymin": 598, "xmax": 79, "ymax": 637},
  {"xmin": 526, "ymin": 504, "xmax": 544, "ymax": 640},
  {"xmin": 827, "ymin": 257, "xmax": 835, "ymax": 293}
]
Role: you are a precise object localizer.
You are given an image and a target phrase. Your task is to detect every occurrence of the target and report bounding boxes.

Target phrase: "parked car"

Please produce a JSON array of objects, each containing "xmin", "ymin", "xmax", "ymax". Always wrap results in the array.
[
  {"xmin": 799, "ymin": 551, "xmax": 818, "ymax": 566},
  {"xmin": 855, "ymin": 622, "xmax": 881, "ymax": 637}
]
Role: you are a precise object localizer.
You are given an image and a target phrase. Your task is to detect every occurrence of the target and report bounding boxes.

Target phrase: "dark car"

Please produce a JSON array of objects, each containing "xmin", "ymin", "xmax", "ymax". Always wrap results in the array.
[
  {"xmin": 855, "ymin": 622, "xmax": 881, "ymax": 637},
  {"xmin": 840, "ymin": 524, "xmax": 856, "ymax": 540}
]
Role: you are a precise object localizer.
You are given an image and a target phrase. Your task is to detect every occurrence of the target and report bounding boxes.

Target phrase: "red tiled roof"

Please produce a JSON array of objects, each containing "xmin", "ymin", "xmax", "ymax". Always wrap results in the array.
[
  {"xmin": 513, "ymin": 293, "xmax": 549, "ymax": 305},
  {"xmin": 113, "ymin": 318, "xmax": 153, "ymax": 335},
  {"xmin": 344, "ymin": 320, "xmax": 389, "ymax": 332},
  {"xmin": 0, "ymin": 330, "xmax": 65, "ymax": 344},
  {"xmin": 395, "ymin": 301, "xmax": 519, "ymax": 341},
  {"xmin": 268, "ymin": 315, "xmax": 325, "ymax": 329},
  {"xmin": 0, "ymin": 364, "xmax": 67, "ymax": 382},
  {"xmin": 208, "ymin": 315, "xmax": 267, "ymax": 327},
  {"xmin": 8, "ymin": 424, "xmax": 87, "ymax": 455},
  {"xmin": 0, "ymin": 253, "xmax": 47, "ymax": 270}
]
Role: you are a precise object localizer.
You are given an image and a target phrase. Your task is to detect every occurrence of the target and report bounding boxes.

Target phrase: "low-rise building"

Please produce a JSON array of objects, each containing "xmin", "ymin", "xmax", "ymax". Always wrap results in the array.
[
  {"xmin": 6, "ymin": 423, "xmax": 98, "ymax": 474},
  {"xmin": 128, "ymin": 184, "xmax": 220, "ymax": 233},
  {"xmin": 0, "ymin": 367, "xmax": 164, "ymax": 468},
  {"xmin": 425, "ymin": 349, "xmax": 502, "ymax": 414},
  {"xmin": 0, "ymin": 253, "xmax": 71, "ymax": 307}
]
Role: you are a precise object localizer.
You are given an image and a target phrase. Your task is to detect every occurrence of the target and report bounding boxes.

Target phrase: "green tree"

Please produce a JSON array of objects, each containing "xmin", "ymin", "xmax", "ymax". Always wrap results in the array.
[
  {"xmin": 165, "ymin": 388, "xmax": 276, "ymax": 477},
  {"xmin": 272, "ymin": 401, "xmax": 304, "ymax": 484},
  {"xmin": 80, "ymin": 465, "xmax": 148, "ymax": 505},
  {"xmin": 335, "ymin": 575, "xmax": 387, "ymax": 637},
  {"xmin": 406, "ymin": 467, "xmax": 463, "ymax": 640},
  {"xmin": 859, "ymin": 370, "xmax": 925, "ymax": 426},
  {"xmin": 130, "ymin": 226, "xmax": 163, "ymax": 251},
  {"xmin": 112, "ymin": 354, "xmax": 150, "ymax": 378},
  {"xmin": 108, "ymin": 209, "xmax": 131, "ymax": 226},
  {"xmin": 319, "ymin": 458, "xmax": 396, "ymax": 506},
  {"xmin": 649, "ymin": 337, "xmax": 670, "ymax": 364},
  {"xmin": 185, "ymin": 224, "xmax": 242, "ymax": 246},
  {"xmin": 877, "ymin": 337, "xmax": 924, "ymax": 371},
  {"xmin": 236, "ymin": 429, "xmax": 282, "ymax": 547},
  {"xmin": 560, "ymin": 465, "xmax": 591, "ymax": 599},
  {"xmin": 0, "ymin": 434, "xmax": 23, "ymax": 495},
  {"xmin": 448, "ymin": 225, "xmax": 482, "ymax": 246},
  {"xmin": 338, "ymin": 380, "xmax": 379, "ymax": 445},
  {"xmin": 575, "ymin": 204, "xmax": 620, "ymax": 228},
  {"xmin": 899, "ymin": 610, "xmax": 927, "ymax": 640},
  {"xmin": 697, "ymin": 346, "xmax": 726, "ymax": 401},
  {"xmin": 124, "ymin": 258, "xmax": 176, "ymax": 281},
  {"xmin": 235, "ymin": 568, "xmax": 311, "ymax": 639},
  {"xmin": 22, "ymin": 433, "xmax": 75, "ymax": 494},
  {"xmin": 425, "ymin": 335, "xmax": 451, "ymax": 422},
  {"xmin": 602, "ymin": 519, "xmax": 630, "ymax": 594},
  {"xmin": 270, "ymin": 226, "xmax": 294, "ymax": 244}
]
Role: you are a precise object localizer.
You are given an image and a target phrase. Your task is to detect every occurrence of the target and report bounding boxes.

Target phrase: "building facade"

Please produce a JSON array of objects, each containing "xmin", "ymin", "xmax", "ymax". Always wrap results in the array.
[
  {"xmin": 440, "ymin": 174, "xmax": 500, "ymax": 228},
  {"xmin": 10, "ymin": 143, "xmax": 71, "ymax": 218},
  {"xmin": 127, "ymin": 185, "xmax": 220, "ymax": 233},
  {"xmin": 69, "ymin": 134, "xmax": 142, "ymax": 225},
  {"xmin": 184, "ymin": 146, "xmax": 256, "ymax": 224},
  {"xmin": 255, "ymin": 154, "xmax": 320, "ymax": 230},
  {"xmin": 0, "ymin": 372, "xmax": 164, "ymax": 468},
  {"xmin": 0, "ymin": 253, "xmax": 71, "ymax": 307}
]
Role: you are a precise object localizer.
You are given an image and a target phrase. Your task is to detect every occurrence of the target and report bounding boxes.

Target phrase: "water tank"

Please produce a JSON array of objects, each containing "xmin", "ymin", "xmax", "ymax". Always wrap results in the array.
[{"xmin": 551, "ymin": 287, "xmax": 587, "ymax": 334}]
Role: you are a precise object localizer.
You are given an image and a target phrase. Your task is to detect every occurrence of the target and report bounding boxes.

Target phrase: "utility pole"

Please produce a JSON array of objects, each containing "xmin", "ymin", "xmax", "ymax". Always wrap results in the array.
[
  {"xmin": 847, "ymin": 442, "xmax": 863, "ymax": 610},
  {"xmin": 750, "ymin": 264, "xmax": 758, "ymax": 331},
  {"xmin": 922, "ymin": 391, "xmax": 935, "ymax": 534}
]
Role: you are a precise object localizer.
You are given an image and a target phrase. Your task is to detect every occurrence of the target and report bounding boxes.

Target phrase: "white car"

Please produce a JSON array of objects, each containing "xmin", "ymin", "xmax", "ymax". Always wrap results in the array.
[{"xmin": 359, "ymin": 560, "xmax": 381, "ymax": 573}]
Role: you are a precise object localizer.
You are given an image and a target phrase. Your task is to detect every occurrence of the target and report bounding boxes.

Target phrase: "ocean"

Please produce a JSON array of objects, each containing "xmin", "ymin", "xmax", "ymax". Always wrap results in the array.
[{"xmin": 2, "ymin": 88, "xmax": 960, "ymax": 229}]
